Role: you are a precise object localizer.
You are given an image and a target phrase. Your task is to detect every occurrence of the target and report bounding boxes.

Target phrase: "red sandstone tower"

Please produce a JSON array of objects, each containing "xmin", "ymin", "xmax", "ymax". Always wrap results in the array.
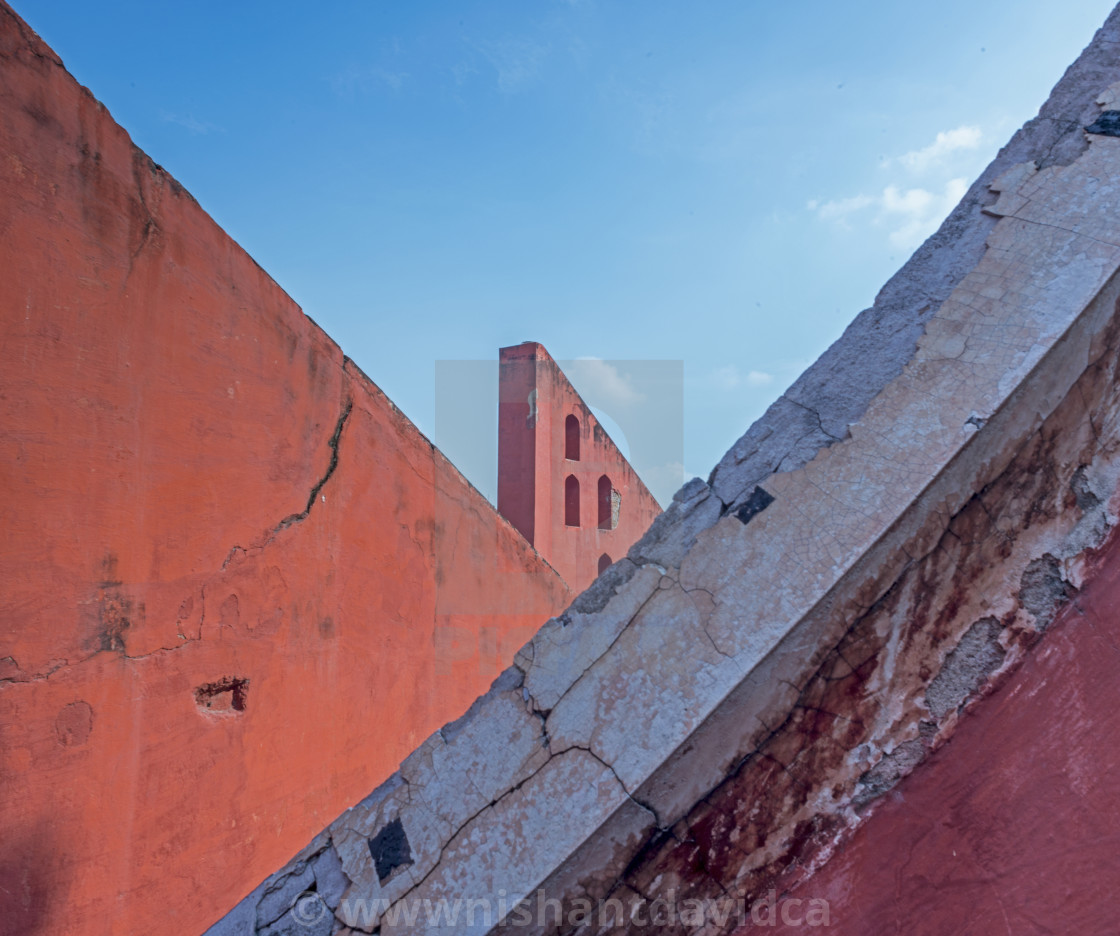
[{"xmin": 498, "ymin": 342, "xmax": 662, "ymax": 592}]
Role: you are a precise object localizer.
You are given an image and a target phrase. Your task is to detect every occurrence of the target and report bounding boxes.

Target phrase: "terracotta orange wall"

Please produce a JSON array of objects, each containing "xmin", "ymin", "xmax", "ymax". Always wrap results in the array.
[
  {"xmin": 735, "ymin": 526, "xmax": 1120, "ymax": 935},
  {"xmin": 498, "ymin": 342, "xmax": 663, "ymax": 593},
  {"xmin": 0, "ymin": 7, "xmax": 570, "ymax": 936}
]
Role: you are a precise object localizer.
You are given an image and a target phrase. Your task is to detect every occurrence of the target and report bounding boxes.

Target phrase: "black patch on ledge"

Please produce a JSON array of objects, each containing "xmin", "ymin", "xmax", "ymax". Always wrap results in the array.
[
  {"xmin": 1086, "ymin": 111, "xmax": 1120, "ymax": 136},
  {"xmin": 369, "ymin": 817, "xmax": 413, "ymax": 882},
  {"xmin": 735, "ymin": 486, "xmax": 775, "ymax": 525}
]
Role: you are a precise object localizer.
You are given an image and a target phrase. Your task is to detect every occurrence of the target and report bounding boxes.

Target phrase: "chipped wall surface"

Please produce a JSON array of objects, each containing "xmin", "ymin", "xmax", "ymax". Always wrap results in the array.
[
  {"xmin": 0, "ymin": 6, "xmax": 572, "ymax": 936},
  {"xmin": 205, "ymin": 6, "xmax": 1120, "ymax": 935},
  {"xmin": 498, "ymin": 343, "xmax": 663, "ymax": 594},
  {"xmin": 603, "ymin": 279, "xmax": 1120, "ymax": 933},
  {"xmin": 728, "ymin": 527, "xmax": 1120, "ymax": 934}
]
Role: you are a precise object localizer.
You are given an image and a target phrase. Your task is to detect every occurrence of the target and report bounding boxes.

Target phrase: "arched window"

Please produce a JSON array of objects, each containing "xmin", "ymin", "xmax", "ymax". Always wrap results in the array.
[
  {"xmin": 565, "ymin": 475, "xmax": 580, "ymax": 527},
  {"xmin": 598, "ymin": 553, "xmax": 612, "ymax": 576},
  {"xmin": 565, "ymin": 414, "xmax": 580, "ymax": 461},
  {"xmin": 598, "ymin": 474, "xmax": 618, "ymax": 530}
]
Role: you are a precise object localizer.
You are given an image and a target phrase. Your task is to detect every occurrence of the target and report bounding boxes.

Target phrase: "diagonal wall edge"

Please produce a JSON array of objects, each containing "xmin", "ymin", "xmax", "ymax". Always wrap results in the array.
[
  {"xmin": 209, "ymin": 7, "xmax": 1120, "ymax": 936},
  {"xmin": 0, "ymin": 4, "xmax": 574, "ymax": 934}
]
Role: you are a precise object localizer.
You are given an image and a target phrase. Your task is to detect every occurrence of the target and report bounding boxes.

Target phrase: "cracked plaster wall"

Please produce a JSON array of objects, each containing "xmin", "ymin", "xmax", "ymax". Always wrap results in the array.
[
  {"xmin": 727, "ymin": 500, "xmax": 1120, "ymax": 935},
  {"xmin": 613, "ymin": 285, "xmax": 1120, "ymax": 935},
  {"xmin": 0, "ymin": 6, "xmax": 571, "ymax": 936},
  {"xmin": 726, "ymin": 533, "xmax": 1120, "ymax": 934},
  {"xmin": 206, "ymin": 5, "xmax": 1120, "ymax": 935}
]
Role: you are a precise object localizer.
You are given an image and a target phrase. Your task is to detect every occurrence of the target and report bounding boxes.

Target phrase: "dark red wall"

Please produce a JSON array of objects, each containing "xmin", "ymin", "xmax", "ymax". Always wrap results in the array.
[
  {"xmin": 0, "ymin": 8, "xmax": 570, "ymax": 935},
  {"xmin": 735, "ymin": 527, "xmax": 1120, "ymax": 934},
  {"xmin": 498, "ymin": 342, "xmax": 662, "ymax": 593}
]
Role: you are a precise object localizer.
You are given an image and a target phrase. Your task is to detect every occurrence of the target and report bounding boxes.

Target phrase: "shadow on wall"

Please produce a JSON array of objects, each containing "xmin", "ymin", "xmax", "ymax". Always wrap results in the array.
[{"xmin": 0, "ymin": 822, "xmax": 56, "ymax": 935}]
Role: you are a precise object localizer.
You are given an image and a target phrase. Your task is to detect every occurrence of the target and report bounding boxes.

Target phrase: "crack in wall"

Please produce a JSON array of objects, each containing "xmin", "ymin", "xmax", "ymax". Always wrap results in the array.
[
  {"xmin": 203, "ymin": 15, "xmax": 1120, "ymax": 932},
  {"xmin": 276, "ymin": 398, "xmax": 353, "ymax": 530},
  {"xmin": 526, "ymin": 581, "xmax": 664, "ymax": 718},
  {"xmin": 593, "ymin": 389, "xmax": 1120, "ymax": 931},
  {"xmin": 3, "ymin": 395, "xmax": 355, "ymax": 687},
  {"xmin": 370, "ymin": 749, "xmax": 592, "ymax": 931}
]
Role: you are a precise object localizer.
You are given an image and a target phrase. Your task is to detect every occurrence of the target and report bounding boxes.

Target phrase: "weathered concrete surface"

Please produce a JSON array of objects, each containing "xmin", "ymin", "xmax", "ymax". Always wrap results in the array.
[
  {"xmin": 498, "ymin": 343, "xmax": 663, "ymax": 593},
  {"xmin": 0, "ymin": 6, "xmax": 571, "ymax": 935},
  {"xmin": 596, "ymin": 275, "xmax": 1120, "ymax": 932},
  {"xmin": 207, "ymin": 7, "xmax": 1120, "ymax": 935},
  {"xmin": 732, "ymin": 524, "xmax": 1120, "ymax": 935}
]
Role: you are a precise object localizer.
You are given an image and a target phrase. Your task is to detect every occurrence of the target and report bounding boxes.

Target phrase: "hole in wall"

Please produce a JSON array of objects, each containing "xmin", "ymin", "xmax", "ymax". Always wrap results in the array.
[{"xmin": 194, "ymin": 677, "xmax": 249, "ymax": 714}]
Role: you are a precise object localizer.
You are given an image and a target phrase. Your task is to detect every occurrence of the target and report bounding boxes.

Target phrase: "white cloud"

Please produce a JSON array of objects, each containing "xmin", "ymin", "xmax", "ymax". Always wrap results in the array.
[
  {"xmin": 809, "ymin": 125, "xmax": 986, "ymax": 251},
  {"xmin": 712, "ymin": 365, "xmax": 773, "ymax": 391},
  {"xmin": 810, "ymin": 177, "xmax": 969, "ymax": 251},
  {"xmin": 809, "ymin": 193, "xmax": 875, "ymax": 227},
  {"xmin": 895, "ymin": 125, "xmax": 982, "ymax": 174},
  {"xmin": 882, "ymin": 177, "xmax": 968, "ymax": 249},
  {"xmin": 568, "ymin": 358, "xmax": 645, "ymax": 409}
]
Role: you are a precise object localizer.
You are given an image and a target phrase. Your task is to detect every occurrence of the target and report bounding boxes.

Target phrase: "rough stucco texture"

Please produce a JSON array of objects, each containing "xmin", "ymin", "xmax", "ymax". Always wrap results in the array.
[
  {"xmin": 734, "ymin": 523, "xmax": 1120, "ymax": 935},
  {"xmin": 0, "ymin": 7, "xmax": 570, "ymax": 936}
]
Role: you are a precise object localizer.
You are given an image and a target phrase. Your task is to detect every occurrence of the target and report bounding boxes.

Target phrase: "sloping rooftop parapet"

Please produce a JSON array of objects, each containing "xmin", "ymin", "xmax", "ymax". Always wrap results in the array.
[{"xmin": 211, "ymin": 8, "xmax": 1120, "ymax": 935}]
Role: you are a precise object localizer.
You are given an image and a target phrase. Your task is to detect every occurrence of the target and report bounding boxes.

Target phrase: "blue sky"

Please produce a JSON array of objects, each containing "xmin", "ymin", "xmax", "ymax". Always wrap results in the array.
[{"xmin": 16, "ymin": 0, "xmax": 1117, "ymax": 503}]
